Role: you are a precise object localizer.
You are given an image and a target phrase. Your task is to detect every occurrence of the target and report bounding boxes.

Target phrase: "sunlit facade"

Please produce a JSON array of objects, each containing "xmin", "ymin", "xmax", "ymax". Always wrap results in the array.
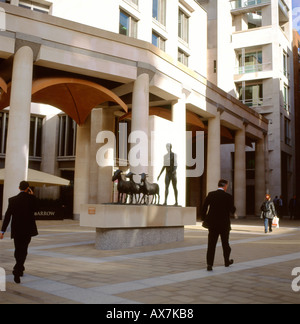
[
  {"xmin": 202, "ymin": 0, "xmax": 295, "ymax": 209},
  {"xmin": 0, "ymin": 0, "xmax": 269, "ymax": 219}
]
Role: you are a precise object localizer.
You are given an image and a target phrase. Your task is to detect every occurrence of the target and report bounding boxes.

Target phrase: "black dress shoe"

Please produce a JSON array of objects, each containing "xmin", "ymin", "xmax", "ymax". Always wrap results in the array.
[
  {"xmin": 13, "ymin": 275, "xmax": 21, "ymax": 284},
  {"xmin": 225, "ymin": 259, "xmax": 234, "ymax": 267},
  {"xmin": 207, "ymin": 265, "xmax": 213, "ymax": 271}
]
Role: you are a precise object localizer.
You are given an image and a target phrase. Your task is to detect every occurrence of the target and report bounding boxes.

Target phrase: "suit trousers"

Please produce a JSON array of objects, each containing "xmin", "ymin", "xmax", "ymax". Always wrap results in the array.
[
  {"xmin": 13, "ymin": 236, "xmax": 31, "ymax": 276},
  {"xmin": 207, "ymin": 228, "xmax": 231, "ymax": 267}
]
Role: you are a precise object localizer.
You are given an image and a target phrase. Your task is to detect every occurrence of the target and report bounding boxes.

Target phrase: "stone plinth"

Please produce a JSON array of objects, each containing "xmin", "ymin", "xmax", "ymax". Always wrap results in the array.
[{"xmin": 80, "ymin": 204, "xmax": 196, "ymax": 250}]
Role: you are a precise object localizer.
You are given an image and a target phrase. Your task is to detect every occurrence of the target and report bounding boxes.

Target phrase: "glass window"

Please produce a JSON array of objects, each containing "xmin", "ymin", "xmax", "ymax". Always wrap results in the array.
[
  {"xmin": 58, "ymin": 115, "xmax": 77, "ymax": 158},
  {"xmin": 0, "ymin": 113, "xmax": 43, "ymax": 157},
  {"xmin": 283, "ymin": 51, "xmax": 288, "ymax": 77},
  {"xmin": 152, "ymin": 0, "xmax": 166, "ymax": 26},
  {"xmin": 283, "ymin": 84, "xmax": 289, "ymax": 111},
  {"xmin": 247, "ymin": 11, "xmax": 262, "ymax": 29},
  {"xmin": 178, "ymin": 9, "xmax": 189, "ymax": 43},
  {"xmin": 29, "ymin": 116, "xmax": 43, "ymax": 158},
  {"xmin": 284, "ymin": 118, "xmax": 291, "ymax": 146},
  {"xmin": 178, "ymin": 49, "xmax": 189, "ymax": 66},
  {"xmin": 214, "ymin": 60, "xmax": 217, "ymax": 73},
  {"xmin": 246, "ymin": 151, "xmax": 255, "ymax": 180},
  {"xmin": 119, "ymin": 10, "xmax": 138, "ymax": 38},
  {"xmin": 238, "ymin": 82, "xmax": 263, "ymax": 107},
  {"xmin": 238, "ymin": 51, "xmax": 262, "ymax": 73},
  {"xmin": 152, "ymin": 31, "xmax": 166, "ymax": 51}
]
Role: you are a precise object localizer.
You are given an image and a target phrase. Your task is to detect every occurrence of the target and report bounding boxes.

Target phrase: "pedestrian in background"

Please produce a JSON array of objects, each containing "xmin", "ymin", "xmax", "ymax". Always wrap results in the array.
[
  {"xmin": 201, "ymin": 179, "xmax": 236, "ymax": 271},
  {"xmin": 278, "ymin": 195, "xmax": 283, "ymax": 219},
  {"xmin": 289, "ymin": 196, "xmax": 297, "ymax": 220},
  {"xmin": 261, "ymin": 194, "xmax": 277, "ymax": 233}
]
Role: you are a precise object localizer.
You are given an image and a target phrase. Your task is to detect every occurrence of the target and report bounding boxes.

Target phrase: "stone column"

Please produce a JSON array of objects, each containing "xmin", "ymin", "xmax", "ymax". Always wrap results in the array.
[
  {"xmin": 130, "ymin": 73, "xmax": 149, "ymax": 181},
  {"xmin": 172, "ymin": 96, "xmax": 187, "ymax": 207},
  {"xmin": 0, "ymin": 7, "xmax": 6, "ymax": 32},
  {"xmin": 234, "ymin": 126, "xmax": 246, "ymax": 218},
  {"xmin": 39, "ymin": 113, "xmax": 60, "ymax": 201},
  {"xmin": 88, "ymin": 108, "xmax": 115, "ymax": 205},
  {"xmin": 89, "ymin": 109, "xmax": 102, "ymax": 204},
  {"xmin": 96, "ymin": 109, "xmax": 115, "ymax": 204},
  {"xmin": 255, "ymin": 136, "xmax": 266, "ymax": 216},
  {"xmin": 2, "ymin": 46, "xmax": 33, "ymax": 215},
  {"xmin": 206, "ymin": 112, "xmax": 221, "ymax": 193},
  {"xmin": 73, "ymin": 115, "xmax": 91, "ymax": 220}
]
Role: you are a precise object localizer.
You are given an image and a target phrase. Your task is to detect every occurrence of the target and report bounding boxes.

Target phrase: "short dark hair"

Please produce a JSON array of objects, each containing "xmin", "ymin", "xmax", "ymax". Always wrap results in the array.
[
  {"xmin": 19, "ymin": 181, "xmax": 30, "ymax": 191},
  {"xmin": 218, "ymin": 179, "xmax": 228, "ymax": 188}
]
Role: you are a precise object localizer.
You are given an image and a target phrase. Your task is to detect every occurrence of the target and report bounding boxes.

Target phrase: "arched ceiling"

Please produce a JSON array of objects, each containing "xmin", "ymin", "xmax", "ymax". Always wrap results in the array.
[
  {"xmin": 0, "ymin": 77, "xmax": 7, "ymax": 94},
  {"xmin": 0, "ymin": 77, "xmax": 128, "ymax": 125}
]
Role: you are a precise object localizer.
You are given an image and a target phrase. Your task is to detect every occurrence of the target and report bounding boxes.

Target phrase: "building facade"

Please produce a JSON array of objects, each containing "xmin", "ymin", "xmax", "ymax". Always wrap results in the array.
[
  {"xmin": 293, "ymin": 29, "xmax": 300, "ymax": 217},
  {"xmin": 0, "ymin": 0, "xmax": 268, "ymax": 219},
  {"xmin": 202, "ymin": 0, "xmax": 295, "ymax": 212}
]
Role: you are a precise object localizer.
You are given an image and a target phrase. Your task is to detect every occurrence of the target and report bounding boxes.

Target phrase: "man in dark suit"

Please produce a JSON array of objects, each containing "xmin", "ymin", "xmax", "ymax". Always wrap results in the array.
[
  {"xmin": 0, "ymin": 181, "xmax": 38, "ymax": 283},
  {"xmin": 202, "ymin": 179, "xmax": 236, "ymax": 271}
]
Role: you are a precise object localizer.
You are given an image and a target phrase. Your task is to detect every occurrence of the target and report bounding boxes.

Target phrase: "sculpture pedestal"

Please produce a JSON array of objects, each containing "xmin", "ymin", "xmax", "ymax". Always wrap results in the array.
[{"xmin": 80, "ymin": 204, "xmax": 196, "ymax": 250}]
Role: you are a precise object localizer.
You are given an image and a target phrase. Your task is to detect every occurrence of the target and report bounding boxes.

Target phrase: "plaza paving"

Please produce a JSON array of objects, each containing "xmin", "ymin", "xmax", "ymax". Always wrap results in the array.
[{"xmin": 0, "ymin": 217, "xmax": 300, "ymax": 304}]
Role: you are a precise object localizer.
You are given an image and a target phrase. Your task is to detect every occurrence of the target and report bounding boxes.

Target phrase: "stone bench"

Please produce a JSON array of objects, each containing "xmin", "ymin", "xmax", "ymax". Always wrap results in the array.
[{"xmin": 80, "ymin": 204, "xmax": 197, "ymax": 250}]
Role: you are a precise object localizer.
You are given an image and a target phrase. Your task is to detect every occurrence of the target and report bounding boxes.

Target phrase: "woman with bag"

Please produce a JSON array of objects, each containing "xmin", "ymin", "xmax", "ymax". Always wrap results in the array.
[{"xmin": 261, "ymin": 194, "xmax": 277, "ymax": 233}]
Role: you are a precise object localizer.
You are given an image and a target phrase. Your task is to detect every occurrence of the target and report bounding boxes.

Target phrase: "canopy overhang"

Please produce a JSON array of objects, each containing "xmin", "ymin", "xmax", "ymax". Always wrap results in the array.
[{"xmin": 0, "ymin": 168, "xmax": 70, "ymax": 187}]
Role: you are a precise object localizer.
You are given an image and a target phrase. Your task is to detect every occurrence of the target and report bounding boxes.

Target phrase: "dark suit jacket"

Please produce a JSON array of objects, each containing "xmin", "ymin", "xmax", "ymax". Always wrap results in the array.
[
  {"xmin": 202, "ymin": 189, "xmax": 236, "ymax": 231},
  {"xmin": 1, "ymin": 192, "xmax": 38, "ymax": 239}
]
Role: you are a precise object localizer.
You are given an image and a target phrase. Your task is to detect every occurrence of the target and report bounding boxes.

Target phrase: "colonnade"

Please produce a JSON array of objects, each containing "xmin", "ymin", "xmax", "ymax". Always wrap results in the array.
[
  {"xmin": 73, "ymin": 69, "xmax": 267, "ymax": 217},
  {"xmin": 206, "ymin": 112, "xmax": 267, "ymax": 217},
  {"xmin": 1, "ymin": 45, "xmax": 268, "ymax": 218}
]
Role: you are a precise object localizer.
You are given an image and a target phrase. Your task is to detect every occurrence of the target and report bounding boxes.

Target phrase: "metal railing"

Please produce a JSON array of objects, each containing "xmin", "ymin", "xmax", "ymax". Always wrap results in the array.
[
  {"xmin": 239, "ymin": 96, "xmax": 273, "ymax": 108},
  {"xmin": 234, "ymin": 62, "xmax": 272, "ymax": 74},
  {"xmin": 240, "ymin": 98, "xmax": 264, "ymax": 107},
  {"xmin": 230, "ymin": 0, "xmax": 271, "ymax": 10}
]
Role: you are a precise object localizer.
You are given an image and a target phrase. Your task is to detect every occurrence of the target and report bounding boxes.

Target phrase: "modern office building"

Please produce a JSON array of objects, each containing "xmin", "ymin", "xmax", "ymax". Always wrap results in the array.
[
  {"xmin": 0, "ymin": 0, "xmax": 268, "ymax": 219},
  {"xmin": 201, "ymin": 0, "xmax": 295, "ymax": 213},
  {"xmin": 293, "ymin": 29, "xmax": 300, "ymax": 217}
]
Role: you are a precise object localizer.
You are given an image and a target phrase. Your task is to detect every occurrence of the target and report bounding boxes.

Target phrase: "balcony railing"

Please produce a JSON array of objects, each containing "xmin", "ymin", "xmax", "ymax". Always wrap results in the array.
[
  {"xmin": 239, "ymin": 96, "xmax": 272, "ymax": 108},
  {"xmin": 234, "ymin": 62, "xmax": 272, "ymax": 75},
  {"xmin": 230, "ymin": 0, "xmax": 271, "ymax": 10},
  {"xmin": 240, "ymin": 98, "xmax": 264, "ymax": 107}
]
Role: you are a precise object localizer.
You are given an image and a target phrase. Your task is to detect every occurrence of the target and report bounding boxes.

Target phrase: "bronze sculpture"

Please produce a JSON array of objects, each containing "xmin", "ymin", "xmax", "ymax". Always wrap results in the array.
[
  {"xmin": 139, "ymin": 173, "xmax": 160, "ymax": 205},
  {"xmin": 126, "ymin": 172, "xmax": 141, "ymax": 204},
  {"xmin": 112, "ymin": 170, "xmax": 160, "ymax": 205},
  {"xmin": 157, "ymin": 143, "xmax": 178, "ymax": 206},
  {"xmin": 112, "ymin": 170, "xmax": 132, "ymax": 204}
]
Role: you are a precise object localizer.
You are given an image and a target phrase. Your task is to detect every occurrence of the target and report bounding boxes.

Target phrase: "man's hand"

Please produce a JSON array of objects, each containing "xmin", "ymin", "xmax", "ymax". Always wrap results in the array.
[{"xmin": 27, "ymin": 188, "xmax": 34, "ymax": 195}]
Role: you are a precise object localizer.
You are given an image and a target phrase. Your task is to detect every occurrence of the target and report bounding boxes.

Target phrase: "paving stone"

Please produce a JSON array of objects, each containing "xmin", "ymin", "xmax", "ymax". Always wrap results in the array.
[{"xmin": 0, "ymin": 219, "xmax": 299, "ymax": 304}]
